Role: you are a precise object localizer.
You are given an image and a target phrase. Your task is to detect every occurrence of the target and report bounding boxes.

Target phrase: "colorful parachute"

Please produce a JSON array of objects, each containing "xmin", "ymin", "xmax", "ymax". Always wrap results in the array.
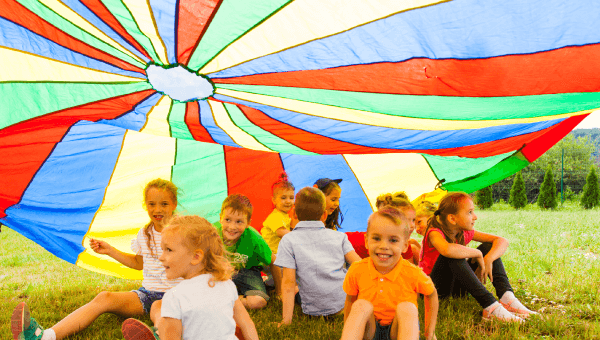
[{"xmin": 1, "ymin": 0, "xmax": 599, "ymax": 278}]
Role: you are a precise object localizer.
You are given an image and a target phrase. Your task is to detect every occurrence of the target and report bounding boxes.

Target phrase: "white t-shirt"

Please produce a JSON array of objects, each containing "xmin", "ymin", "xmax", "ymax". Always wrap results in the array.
[
  {"xmin": 131, "ymin": 226, "xmax": 182, "ymax": 291},
  {"xmin": 161, "ymin": 274, "xmax": 239, "ymax": 340}
]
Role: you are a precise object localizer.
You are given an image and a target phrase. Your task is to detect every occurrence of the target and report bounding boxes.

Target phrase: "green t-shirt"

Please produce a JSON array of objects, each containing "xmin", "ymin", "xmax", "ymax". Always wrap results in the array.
[{"xmin": 214, "ymin": 222, "xmax": 272, "ymax": 270}]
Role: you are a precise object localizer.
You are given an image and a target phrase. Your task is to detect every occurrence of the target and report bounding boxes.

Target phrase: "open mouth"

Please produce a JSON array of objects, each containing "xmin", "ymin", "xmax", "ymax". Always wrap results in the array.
[
  {"xmin": 154, "ymin": 215, "xmax": 164, "ymax": 221},
  {"xmin": 376, "ymin": 253, "xmax": 392, "ymax": 261}
]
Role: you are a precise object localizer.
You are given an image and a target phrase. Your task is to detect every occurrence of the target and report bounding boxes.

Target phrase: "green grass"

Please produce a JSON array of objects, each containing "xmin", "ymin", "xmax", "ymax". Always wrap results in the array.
[{"xmin": 2, "ymin": 206, "xmax": 600, "ymax": 339}]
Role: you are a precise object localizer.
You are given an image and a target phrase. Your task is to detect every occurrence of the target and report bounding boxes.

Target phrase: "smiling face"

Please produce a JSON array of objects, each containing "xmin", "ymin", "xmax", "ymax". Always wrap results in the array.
[
  {"xmin": 220, "ymin": 208, "xmax": 250, "ymax": 245},
  {"xmin": 415, "ymin": 216, "xmax": 429, "ymax": 236},
  {"xmin": 145, "ymin": 187, "xmax": 177, "ymax": 231},
  {"xmin": 365, "ymin": 214, "xmax": 409, "ymax": 275},
  {"xmin": 452, "ymin": 198, "xmax": 477, "ymax": 231},
  {"xmin": 324, "ymin": 188, "xmax": 341, "ymax": 216},
  {"xmin": 272, "ymin": 188, "xmax": 295, "ymax": 214},
  {"xmin": 159, "ymin": 231, "xmax": 200, "ymax": 280}
]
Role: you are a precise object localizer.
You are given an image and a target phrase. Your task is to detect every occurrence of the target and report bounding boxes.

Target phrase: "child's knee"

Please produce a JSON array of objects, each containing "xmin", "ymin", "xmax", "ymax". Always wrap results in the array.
[
  {"xmin": 92, "ymin": 291, "xmax": 115, "ymax": 306},
  {"xmin": 351, "ymin": 299, "xmax": 374, "ymax": 316},
  {"xmin": 150, "ymin": 300, "xmax": 162, "ymax": 320},
  {"xmin": 245, "ymin": 295, "xmax": 267, "ymax": 309},
  {"xmin": 395, "ymin": 301, "xmax": 418, "ymax": 319},
  {"xmin": 477, "ymin": 242, "xmax": 493, "ymax": 254}
]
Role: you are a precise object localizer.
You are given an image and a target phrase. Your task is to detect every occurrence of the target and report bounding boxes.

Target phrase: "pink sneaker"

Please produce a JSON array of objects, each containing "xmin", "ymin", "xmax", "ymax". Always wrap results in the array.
[
  {"xmin": 501, "ymin": 299, "xmax": 538, "ymax": 319},
  {"xmin": 122, "ymin": 318, "xmax": 159, "ymax": 340},
  {"xmin": 482, "ymin": 303, "xmax": 524, "ymax": 323}
]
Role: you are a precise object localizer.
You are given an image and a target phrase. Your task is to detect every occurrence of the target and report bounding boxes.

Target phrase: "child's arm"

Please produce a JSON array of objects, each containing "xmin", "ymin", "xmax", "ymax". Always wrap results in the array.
[
  {"xmin": 428, "ymin": 232, "xmax": 482, "ymax": 260},
  {"xmin": 275, "ymin": 227, "xmax": 291, "ymax": 238},
  {"xmin": 278, "ymin": 267, "xmax": 297, "ymax": 326},
  {"xmin": 89, "ymin": 238, "xmax": 143, "ymax": 270},
  {"xmin": 343, "ymin": 294, "xmax": 358, "ymax": 322},
  {"xmin": 158, "ymin": 317, "xmax": 183, "ymax": 340},
  {"xmin": 233, "ymin": 299, "xmax": 259, "ymax": 340},
  {"xmin": 344, "ymin": 251, "xmax": 361, "ymax": 264},
  {"xmin": 423, "ymin": 289, "xmax": 439, "ymax": 340},
  {"xmin": 472, "ymin": 231, "xmax": 509, "ymax": 283}
]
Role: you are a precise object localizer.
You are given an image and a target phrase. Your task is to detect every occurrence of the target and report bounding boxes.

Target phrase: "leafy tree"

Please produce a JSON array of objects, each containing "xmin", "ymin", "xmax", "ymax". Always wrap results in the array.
[
  {"xmin": 509, "ymin": 172, "xmax": 527, "ymax": 209},
  {"xmin": 581, "ymin": 166, "xmax": 600, "ymax": 209},
  {"xmin": 492, "ymin": 133, "xmax": 597, "ymax": 202},
  {"xmin": 476, "ymin": 186, "xmax": 493, "ymax": 209},
  {"xmin": 537, "ymin": 166, "xmax": 558, "ymax": 209}
]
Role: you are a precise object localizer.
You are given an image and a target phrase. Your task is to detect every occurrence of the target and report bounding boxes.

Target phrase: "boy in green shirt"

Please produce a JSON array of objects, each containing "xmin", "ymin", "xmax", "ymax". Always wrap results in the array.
[{"xmin": 214, "ymin": 194, "xmax": 273, "ymax": 309}]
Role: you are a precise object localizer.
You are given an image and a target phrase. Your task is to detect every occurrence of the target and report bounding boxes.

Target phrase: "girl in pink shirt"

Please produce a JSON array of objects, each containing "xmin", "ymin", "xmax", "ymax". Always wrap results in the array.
[{"xmin": 420, "ymin": 192, "xmax": 537, "ymax": 322}]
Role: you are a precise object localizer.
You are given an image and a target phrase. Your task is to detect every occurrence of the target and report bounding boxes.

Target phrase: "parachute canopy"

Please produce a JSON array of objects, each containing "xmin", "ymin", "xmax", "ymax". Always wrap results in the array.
[{"xmin": 1, "ymin": 0, "xmax": 598, "ymax": 278}]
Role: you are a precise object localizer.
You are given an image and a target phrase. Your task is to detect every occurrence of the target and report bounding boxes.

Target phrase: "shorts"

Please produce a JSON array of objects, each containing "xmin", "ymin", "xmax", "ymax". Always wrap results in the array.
[
  {"xmin": 132, "ymin": 287, "xmax": 165, "ymax": 314},
  {"xmin": 232, "ymin": 267, "xmax": 269, "ymax": 301},
  {"xmin": 374, "ymin": 320, "xmax": 392, "ymax": 340}
]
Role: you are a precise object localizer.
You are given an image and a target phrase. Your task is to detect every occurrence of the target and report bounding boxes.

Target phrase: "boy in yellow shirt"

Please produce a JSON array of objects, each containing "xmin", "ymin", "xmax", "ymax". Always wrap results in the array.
[{"xmin": 341, "ymin": 207, "xmax": 438, "ymax": 340}]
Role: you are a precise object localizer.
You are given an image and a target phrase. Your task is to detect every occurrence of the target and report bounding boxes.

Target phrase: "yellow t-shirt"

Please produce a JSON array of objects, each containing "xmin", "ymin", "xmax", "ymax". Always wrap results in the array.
[{"xmin": 261, "ymin": 209, "xmax": 291, "ymax": 253}]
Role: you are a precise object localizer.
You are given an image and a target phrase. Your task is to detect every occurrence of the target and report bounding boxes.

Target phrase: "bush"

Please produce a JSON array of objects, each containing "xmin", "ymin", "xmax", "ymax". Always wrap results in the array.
[
  {"xmin": 476, "ymin": 186, "xmax": 493, "ymax": 209},
  {"xmin": 537, "ymin": 166, "xmax": 558, "ymax": 209},
  {"xmin": 581, "ymin": 167, "xmax": 600, "ymax": 209},
  {"xmin": 509, "ymin": 172, "xmax": 527, "ymax": 209}
]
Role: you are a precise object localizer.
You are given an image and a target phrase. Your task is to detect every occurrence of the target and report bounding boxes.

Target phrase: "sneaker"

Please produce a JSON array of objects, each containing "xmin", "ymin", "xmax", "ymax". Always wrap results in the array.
[
  {"xmin": 11, "ymin": 303, "xmax": 45, "ymax": 340},
  {"xmin": 11, "ymin": 302, "xmax": 29, "ymax": 340},
  {"xmin": 501, "ymin": 299, "xmax": 539, "ymax": 319},
  {"xmin": 482, "ymin": 303, "xmax": 524, "ymax": 323},
  {"xmin": 122, "ymin": 318, "xmax": 159, "ymax": 340}
]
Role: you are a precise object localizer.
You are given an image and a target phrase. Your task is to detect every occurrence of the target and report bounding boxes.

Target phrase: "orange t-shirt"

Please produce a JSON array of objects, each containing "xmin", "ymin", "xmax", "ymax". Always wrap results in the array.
[{"xmin": 343, "ymin": 257, "xmax": 435, "ymax": 326}]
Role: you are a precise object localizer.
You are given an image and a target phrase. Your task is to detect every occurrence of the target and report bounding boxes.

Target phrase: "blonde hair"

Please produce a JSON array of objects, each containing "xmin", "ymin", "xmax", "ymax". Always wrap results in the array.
[
  {"xmin": 376, "ymin": 192, "xmax": 414, "ymax": 211},
  {"xmin": 367, "ymin": 206, "xmax": 410, "ymax": 240},
  {"xmin": 220, "ymin": 194, "xmax": 253, "ymax": 222},
  {"xmin": 415, "ymin": 200, "xmax": 437, "ymax": 218},
  {"xmin": 424, "ymin": 192, "xmax": 472, "ymax": 246},
  {"xmin": 295, "ymin": 187, "xmax": 326, "ymax": 221},
  {"xmin": 164, "ymin": 215, "xmax": 234, "ymax": 285},
  {"xmin": 143, "ymin": 178, "xmax": 179, "ymax": 258}
]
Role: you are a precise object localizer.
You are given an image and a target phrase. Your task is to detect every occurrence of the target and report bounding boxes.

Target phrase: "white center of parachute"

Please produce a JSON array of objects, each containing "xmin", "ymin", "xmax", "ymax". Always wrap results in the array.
[{"xmin": 146, "ymin": 64, "xmax": 214, "ymax": 102}]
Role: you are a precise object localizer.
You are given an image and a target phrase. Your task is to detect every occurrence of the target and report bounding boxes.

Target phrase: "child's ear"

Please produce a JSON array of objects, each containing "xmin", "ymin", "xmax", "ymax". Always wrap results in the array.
[
  {"xmin": 192, "ymin": 249, "xmax": 204, "ymax": 265},
  {"xmin": 402, "ymin": 239, "xmax": 410, "ymax": 254},
  {"xmin": 321, "ymin": 209, "xmax": 328, "ymax": 222},
  {"xmin": 447, "ymin": 213, "xmax": 456, "ymax": 225},
  {"xmin": 272, "ymin": 196, "xmax": 276, "ymax": 205}
]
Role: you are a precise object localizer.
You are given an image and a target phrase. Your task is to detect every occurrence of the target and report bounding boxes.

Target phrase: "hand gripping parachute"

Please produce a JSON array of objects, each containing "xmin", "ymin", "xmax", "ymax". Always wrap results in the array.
[{"xmin": 1, "ymin": 0, "xmax": 599, "ymax": 278}]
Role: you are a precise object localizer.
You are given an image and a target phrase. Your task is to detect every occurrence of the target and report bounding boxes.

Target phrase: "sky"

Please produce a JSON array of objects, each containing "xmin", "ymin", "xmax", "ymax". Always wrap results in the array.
[{"xmin": 574, "ymin": 110, "xmax": 600, "ymax": 129}]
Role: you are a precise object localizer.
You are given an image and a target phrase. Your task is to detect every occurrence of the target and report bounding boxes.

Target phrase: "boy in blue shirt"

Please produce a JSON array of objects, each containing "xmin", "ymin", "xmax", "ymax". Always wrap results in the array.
[{"xmin": 275, "ymin": 187, "xmax": 360, "ymax": 325}]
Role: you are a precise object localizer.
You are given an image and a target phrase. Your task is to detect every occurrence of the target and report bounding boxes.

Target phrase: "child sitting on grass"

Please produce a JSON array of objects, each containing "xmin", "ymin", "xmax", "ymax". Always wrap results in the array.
[
  {"xmin": 11, "ymin": 178, "xmax": 182, "ymax": 340},
  {"xmin": 214, "ymin": 194, "xmax": 273, "ymax": 310},
  {"xmin": 420, "ymin": 192, "xmax": 537, "ymax": 322},
  {"xmin": 275, "ymin": 187, "xmax": 361, "ymax": 326},
  {"xmin": 341, "ymin": 207, "xmax": 438, "ymax": 340},
  {"xmin": 121, "ymin": 215, "xmax": 258, "ymax": 340},
  {"xmin": 261, "ymin": 172, "xmax": 295, "ymax": 296}
]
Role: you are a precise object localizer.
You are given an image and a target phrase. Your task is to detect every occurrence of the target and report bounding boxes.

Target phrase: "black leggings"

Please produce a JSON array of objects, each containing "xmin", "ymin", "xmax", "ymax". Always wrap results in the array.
[{"xmin": 429, "ymin": 242, "xmax": 513, "ymax": 309}]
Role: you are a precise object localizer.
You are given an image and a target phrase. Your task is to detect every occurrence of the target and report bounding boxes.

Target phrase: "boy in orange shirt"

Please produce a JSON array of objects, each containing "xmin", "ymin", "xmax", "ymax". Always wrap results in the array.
[{"xmin": 341, "ymin": 207, "xmax": 438, "ymax": 340}]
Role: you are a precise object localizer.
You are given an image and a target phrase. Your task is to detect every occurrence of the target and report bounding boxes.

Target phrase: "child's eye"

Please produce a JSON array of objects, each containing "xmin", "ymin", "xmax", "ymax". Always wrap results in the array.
[{"xmin": 390, "ymin": 239, "xmax": 398, "ymax": 243}]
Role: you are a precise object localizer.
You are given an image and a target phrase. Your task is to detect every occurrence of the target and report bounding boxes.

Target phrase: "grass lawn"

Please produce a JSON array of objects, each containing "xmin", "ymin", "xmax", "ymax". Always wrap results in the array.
[{"xmin": 1, "ymin": 204, "xmax": 599, "ymax": 339}]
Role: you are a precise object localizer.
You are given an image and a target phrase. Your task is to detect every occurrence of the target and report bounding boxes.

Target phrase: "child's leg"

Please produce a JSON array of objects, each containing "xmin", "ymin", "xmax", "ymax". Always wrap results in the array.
[
  {"xmin": 471, "ymin": 243, "xmax": 537, "ymax": 317},
  {"xmin": 149, "ymin": 300, "xmax": 162, "ymax": 332},
  {"xmin": 340, "ymin": 299, "xmax": 376, "ymax": 340},
  {"xmin": 429, "ymin": 255, "xmax": 496, "ymax": 309},
  {"xmin": 51, "ymin": 291, "xmax": 144, "ymax": 339},
  {"xmin": 233, "ymin": 268, "xmax": 269, "ymax": 310},
  {"xmin": 390, "ymin": 302, "xmax": 419, "ymax": 340},
  {"xmin": 470, "ymin": 243, "xmax": 513, "ymax": 299}
]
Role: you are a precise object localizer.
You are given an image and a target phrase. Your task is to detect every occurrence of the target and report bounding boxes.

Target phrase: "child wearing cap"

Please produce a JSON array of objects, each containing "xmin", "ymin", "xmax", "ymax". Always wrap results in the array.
[{"xmin": 275, "ymin": 187, "xmax": 361, "ymax": 325}]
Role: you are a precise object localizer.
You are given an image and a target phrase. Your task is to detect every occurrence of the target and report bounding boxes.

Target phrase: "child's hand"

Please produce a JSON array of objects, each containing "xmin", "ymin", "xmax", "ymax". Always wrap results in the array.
[
  {"xmin": 276, "ymin": 319, "xmax": 291, "ymax": 328},
  {"xmin": 89, "ymin": 238, "xmax": 113, "ymax": 255}
]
